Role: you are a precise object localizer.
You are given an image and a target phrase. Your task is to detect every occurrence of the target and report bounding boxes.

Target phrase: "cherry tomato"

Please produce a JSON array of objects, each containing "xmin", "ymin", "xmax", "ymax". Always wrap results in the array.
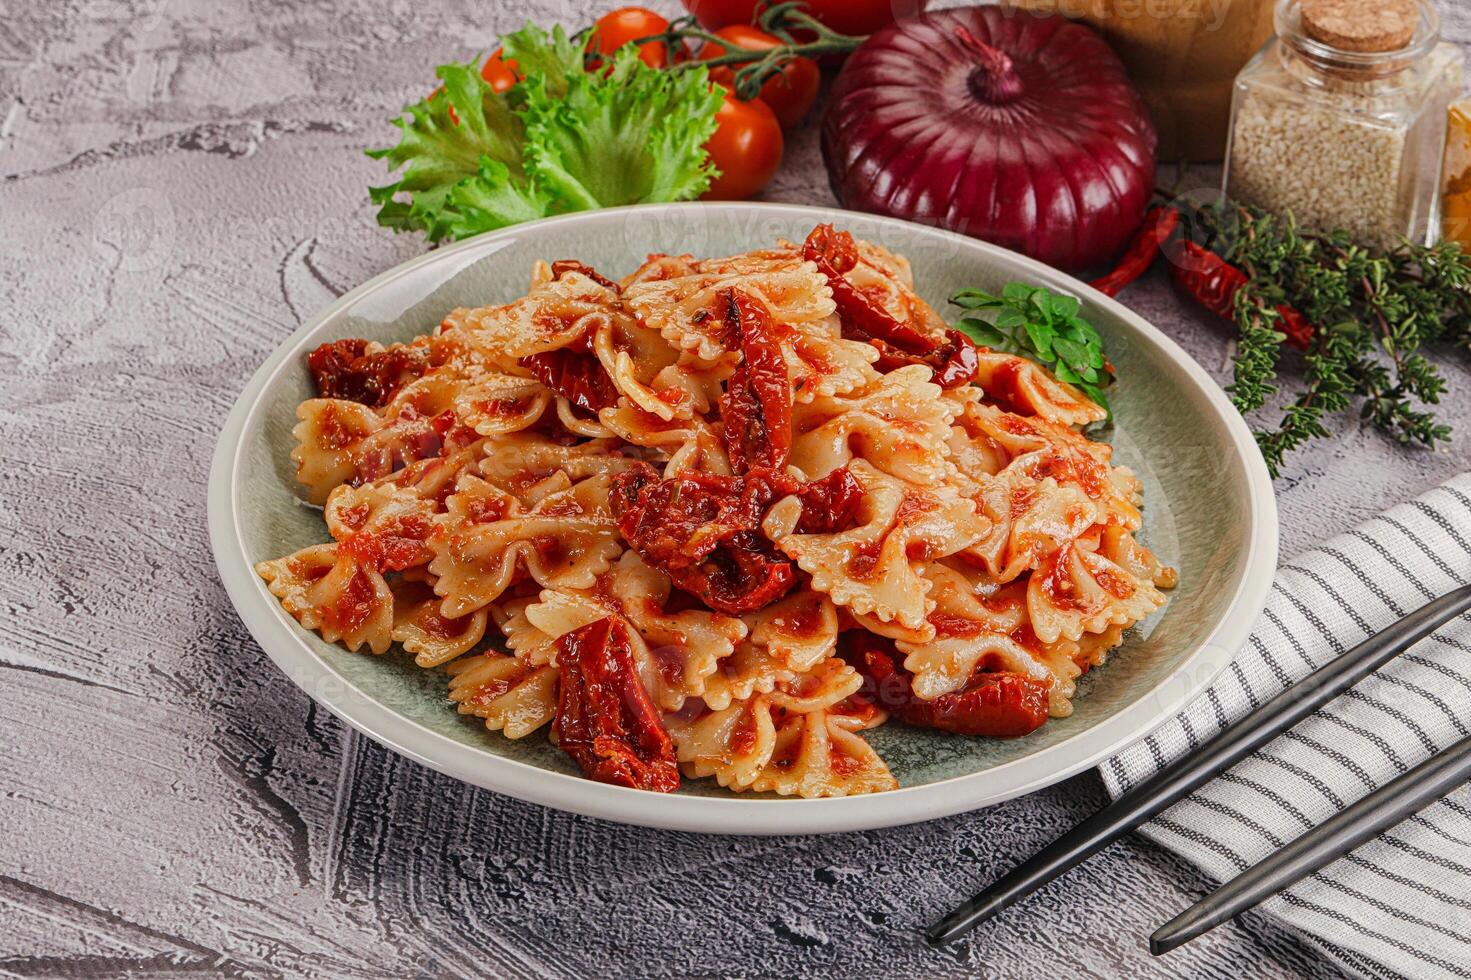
[
  {"xmin": 698, "ymin": 25, "xmax": 819, "ymax": 128},
  {"xmin": 592, "ymin": 7, "xmax": 676, "ymax": 69},
  {"xmin": 702, "ymin": 88, "xmax": 784, "ymax": 201},
  {"xmin": 481, "ymin": 47, "xmax": 518, "ymax": 93},
  {"xmin": 682, "ymin": 0, "xmax": 927, "ymax": 38}
]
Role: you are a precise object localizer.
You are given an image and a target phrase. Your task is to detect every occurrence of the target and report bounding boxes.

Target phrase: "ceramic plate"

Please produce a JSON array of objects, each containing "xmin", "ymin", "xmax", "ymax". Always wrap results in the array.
[{"xmin": 208, "ymin": 202, "xmax": 1277, "ymax": 834}]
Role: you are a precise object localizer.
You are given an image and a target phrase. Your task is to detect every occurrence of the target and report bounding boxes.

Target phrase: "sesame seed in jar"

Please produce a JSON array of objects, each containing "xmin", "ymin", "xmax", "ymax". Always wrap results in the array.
[{"xmin": 1222, "ymin": 0, "xmax": 1463, "ymax": 249}]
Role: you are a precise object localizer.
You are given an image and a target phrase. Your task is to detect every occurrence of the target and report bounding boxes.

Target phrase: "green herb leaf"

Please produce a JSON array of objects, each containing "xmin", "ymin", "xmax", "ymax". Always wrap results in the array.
[
  {"xmin": 1187, "ymin": 197, "xmax": 1466, "ymax": 477},
  {"xmin": 949, "ymin": 283, "xmax": 1115, "ymax": 419}
]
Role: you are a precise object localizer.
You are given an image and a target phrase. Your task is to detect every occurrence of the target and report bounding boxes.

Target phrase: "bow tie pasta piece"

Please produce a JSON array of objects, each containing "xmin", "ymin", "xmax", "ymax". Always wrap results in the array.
[
  {"xmin": 952, "ymin": 397, "xmax": 1143, "ymax": 530},
  {"xmin": 620, "ymin": 252, "xmax": 699, "ymax": 288},
  {"xmin": 745, "ymin": 709, "xmax": 897, "ymax": 798},
  {"xmin": 256, "ymin": 482, "xmax": 446, "ymax": 653},
  {"xmin": 389, "ymin": 570, "xmax": 489, "ymax": 667},
  {"xmin": 782, "ymin": 324, "xmax": 882, "ymax": 405},
  {"xmin": 1028, "ymin": 543, "xmax": 1168, "ymax": 646},
  {"xmin": 292, "ymin": 399, "xmax": 385, "ymax": 504},
  {"xmin": 429, "ymin": 472, "xmax": 624, "ymax": 618},
  {"xmin": 591, "ymin": 306, "xmax": 723, "ymax": 423},
  {"xmin": 668, "ymin": 657, "xmax": 895, "ymax": 797},
  {"xmin": 476, "ymin": 434, "xmax": 636, "ymax": 503},
  {"xmin": 745, "ymin": 589, "xmax": 839, "ymax": 674},
  {"xmin": 445, "ymin": 651, "xmax": 558, "ymax": 739},
  {"xmin": 623, "ymin": 255, "xmax": 835, "ymax": 362},
  {"xmin": 256, "ymin": 544, "xmax": 395, "ymax": 654},
  {"xmin": 767, "ymin": 460, "xmax": 989, "ymax": 631},
  {"xmin": 453, "ymin": 374, "xmax": 553, "ymax": 437},
  {"xmin": 700, "ymin": 590, "xmax": 841, "ymax": 711},
  {"xmin": 973, "ymin": 349, "xmax": 1107, "ymax": 427},
  {"xmin": 789, "ymin": 365, "xmax": 958, "ymax": 486},
  {"xmin": 886, "ymin": 563, "xmax": 1052, "ymax": 702},
  {"xmin": 442, "ymin": 267, "xmax": 623, "ymax": 360},
  {"xmin": 518, "ymin": 553, "xmax": 747, "ymax": 711},
  {"xmin": 598, "ymin": 402, "xmax": 732, "ymax": 477},
  {"xmin": 666, "ymin": 692, "xmax": 778, "ymax": 790},
  {"xmin": 292, "ymin": 377, "xmax": 481, "ymax": 504},
  {"xmin": 962, "ymin": 473, "xmax": 1103, "ymax": 584},
  {"xmin": 323, "ymin": 481, "xmax": 437, "ymax": 572}
]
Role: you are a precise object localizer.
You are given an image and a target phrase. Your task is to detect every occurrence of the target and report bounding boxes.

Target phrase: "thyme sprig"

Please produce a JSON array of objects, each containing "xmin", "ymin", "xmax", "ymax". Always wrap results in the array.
[{"xmin": 1183, "ymin": 201, "xmax": 1470, "ymax": 476}]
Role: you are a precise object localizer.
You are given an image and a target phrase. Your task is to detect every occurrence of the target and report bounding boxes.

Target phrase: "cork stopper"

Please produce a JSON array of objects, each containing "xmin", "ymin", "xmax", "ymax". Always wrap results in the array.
[{"xmin": 1300, "ymin": 0, "xmax": 1418, "ymax": 53}]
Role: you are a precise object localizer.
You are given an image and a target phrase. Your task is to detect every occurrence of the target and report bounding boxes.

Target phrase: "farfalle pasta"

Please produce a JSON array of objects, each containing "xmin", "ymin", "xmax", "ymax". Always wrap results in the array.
[{"xmin": 256, "ymin": 225, "xmax": 1174, "ymax": 799}]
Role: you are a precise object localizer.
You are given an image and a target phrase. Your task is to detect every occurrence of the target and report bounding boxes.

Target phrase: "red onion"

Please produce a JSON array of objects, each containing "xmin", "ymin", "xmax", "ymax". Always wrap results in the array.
[{"xmin": 821, "ymin": 6, "xmax": 1157, "ymax": 272}]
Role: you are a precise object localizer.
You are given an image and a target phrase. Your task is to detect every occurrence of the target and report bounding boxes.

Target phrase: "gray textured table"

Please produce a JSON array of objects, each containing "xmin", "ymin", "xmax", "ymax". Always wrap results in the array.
[{"xmin": 3, "ymin": 1, "xmax": 1469, "ymax": 977}]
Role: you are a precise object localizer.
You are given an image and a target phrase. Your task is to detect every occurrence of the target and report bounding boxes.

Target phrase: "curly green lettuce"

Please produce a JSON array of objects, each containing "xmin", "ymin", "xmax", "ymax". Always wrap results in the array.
[{"xmin": 367, "ymin": 24, "xmax": 723, "ymax": 243}]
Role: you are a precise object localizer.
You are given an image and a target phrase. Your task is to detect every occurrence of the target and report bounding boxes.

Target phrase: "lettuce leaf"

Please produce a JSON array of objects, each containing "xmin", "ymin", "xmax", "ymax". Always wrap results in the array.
[
  {"xmin": 517, "ymin": 46, "xmax": 722, "ymax": 213},
  {"xmin": 367, "ymin": 24, "xmax": 721, "ymax": 243}
]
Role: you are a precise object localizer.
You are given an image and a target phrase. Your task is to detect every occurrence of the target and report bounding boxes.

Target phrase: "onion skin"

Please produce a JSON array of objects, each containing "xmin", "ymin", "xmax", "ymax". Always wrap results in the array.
[{"xmin": 821, "ymin": 6, "xmax": 1158, "ymax": 272}]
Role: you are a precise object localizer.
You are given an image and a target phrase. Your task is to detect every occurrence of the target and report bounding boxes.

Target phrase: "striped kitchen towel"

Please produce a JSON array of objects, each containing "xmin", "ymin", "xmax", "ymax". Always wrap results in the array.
[{"xmin": 1102, "ymin": 473, "xmax": 1471, "ymax": 980}]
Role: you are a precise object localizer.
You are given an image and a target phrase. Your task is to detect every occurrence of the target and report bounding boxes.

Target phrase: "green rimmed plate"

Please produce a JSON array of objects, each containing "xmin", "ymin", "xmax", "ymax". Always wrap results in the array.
[{"xmin": 208, "ymin": 202, "xmax": 1277, "ymax": 834}]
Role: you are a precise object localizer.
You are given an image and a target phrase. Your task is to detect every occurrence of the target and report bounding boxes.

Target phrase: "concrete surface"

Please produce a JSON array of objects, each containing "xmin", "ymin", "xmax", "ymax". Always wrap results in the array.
[{"xmin": 2, "ymin": 0, "xmax": 1468, "ymax": 977}]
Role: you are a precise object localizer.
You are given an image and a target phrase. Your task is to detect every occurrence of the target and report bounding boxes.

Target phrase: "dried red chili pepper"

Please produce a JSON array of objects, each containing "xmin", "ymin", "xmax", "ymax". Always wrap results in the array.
[
  {"xmin": 307, "ymin": 338, "xmax": 428, "ymax": 407},
  {"xmin": 719, "ymin": 288, "xmax": 793, "ymax": 473},
  {"xmin": 1089, "ymin": 205, "xmax": 1180, "ymax": 298},
  {"xmin": 553, "ymin": 616, "xmax": 679, "ymax": 793},
  {"xmin": 610, "ymin": 462, "xmax": 867, "ymax": 614},
  {"xmin": 839, "ymin": 631, "xmax": 1051, "ymax": 738},
  {"xmin": 1170, "ymin": 240, "xmax": 1314, "ymax": 352},
  {"xmin": 801, "ymin": 224, "xmax": 979, "ymax": 389}
]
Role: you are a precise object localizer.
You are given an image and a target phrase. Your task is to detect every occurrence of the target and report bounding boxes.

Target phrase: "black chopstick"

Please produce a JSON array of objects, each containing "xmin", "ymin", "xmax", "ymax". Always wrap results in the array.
[
  {"xmin": 925, "ymin": 582, "xmax": 1471, "ymax": 947},
  {"xmin": 1150, "ymin": 731, "xmax": 1471, "ymax": 954}
]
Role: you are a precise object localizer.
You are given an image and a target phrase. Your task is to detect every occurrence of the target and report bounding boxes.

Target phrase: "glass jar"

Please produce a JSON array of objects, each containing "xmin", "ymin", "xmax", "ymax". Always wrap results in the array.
[{"xmin": 1222, "ymin": 0, "xmax": 1464, "ymax": 249}]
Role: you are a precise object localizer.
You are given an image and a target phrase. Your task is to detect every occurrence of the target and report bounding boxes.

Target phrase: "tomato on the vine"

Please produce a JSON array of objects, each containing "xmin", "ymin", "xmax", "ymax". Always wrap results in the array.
[
  {"xmin": 702, "ymin": 88, "xmax": 783, "ymax": 201},
  {"xmin": 591, "ymin": 7, "xmax": 679, "ymax": 68},
  {"xmin": 698, "ymin": 25, "xmax": 819, "ymax": 128},
  {"xmin": 681, "ymin": 0, "xmax": 926, "ymax": 38}
]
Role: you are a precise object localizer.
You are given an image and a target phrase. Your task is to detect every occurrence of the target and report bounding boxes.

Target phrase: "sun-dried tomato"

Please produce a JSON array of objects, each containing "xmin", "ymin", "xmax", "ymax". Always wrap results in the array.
[
  {"xmin": 550, "ymin": 259, "xmax": 620, "ymax": 292},
  {"xmin": 839, "ymin": 631, "xmax": 1050, "ymax": 738},
  {"xmin": 610, "ymin": 463, "xmax": 867, "ymax": 615},
  {"xmin": 719, "ymin": 288, "xmax": 793, "ymax": 473},
  {"xmin": 802, "ymin": 224, "xmax": 979, "ymax": 389},
  {"xmin": 521, "ymin": 348, "xmax": 618, "ymax": 413},
  {"xmin": 307, "ymin": 338, "xmax": 429, "ymax": 407},
  {"xmin": 553, "ymin": 616, "xmax": 679, "ymax": 793},
  {"xmin": 610, "ymin": 463, "xmax": 794, "ymax": 614},
  {"xmin": 790, "ymin": 466, "xmax": 866, "ymax": 534}
]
